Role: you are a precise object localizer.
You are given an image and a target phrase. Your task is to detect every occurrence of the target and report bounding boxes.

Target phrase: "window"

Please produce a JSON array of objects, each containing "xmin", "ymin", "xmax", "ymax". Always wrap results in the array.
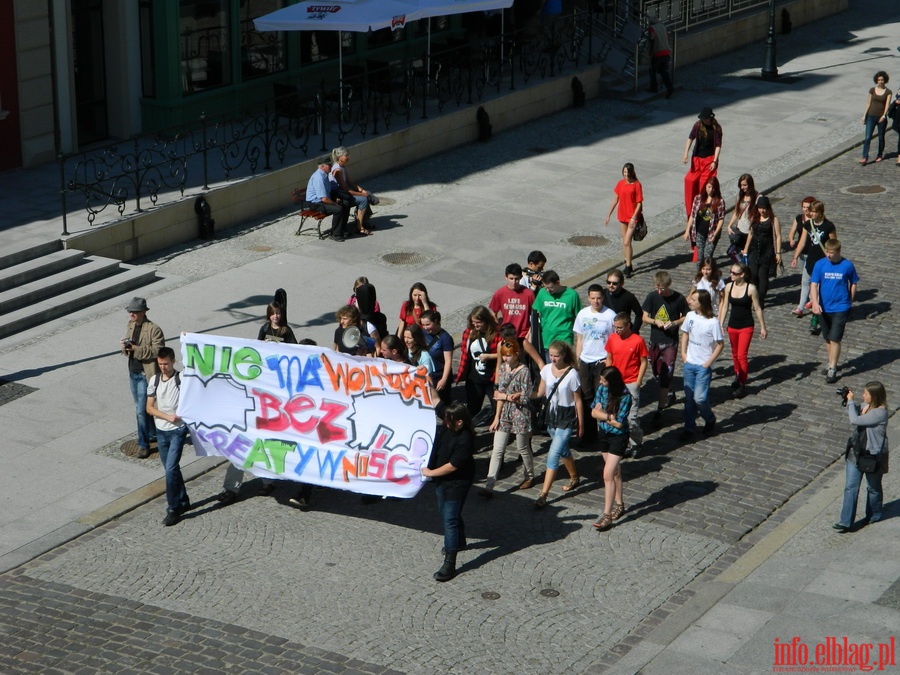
[
  {"xmin": 180, "ymin": 0, "xmax": 230, "ymax": 94},
  {"xmin": 240, "ymin": 0, "xmax": 286, "ymax": 80},
  {"xmin": 139, "ymin": 0, "xmax": 156, "ymax": 97},
  {"xmin": 301, "ymin": 30, "xmax": 355, "ymax": 64}
]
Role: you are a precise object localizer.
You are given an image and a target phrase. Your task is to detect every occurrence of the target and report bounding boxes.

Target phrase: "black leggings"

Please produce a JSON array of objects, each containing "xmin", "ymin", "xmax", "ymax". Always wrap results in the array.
[{"xmin": 465, "ymin": 379, "xmax": 494, "ymax": 417}]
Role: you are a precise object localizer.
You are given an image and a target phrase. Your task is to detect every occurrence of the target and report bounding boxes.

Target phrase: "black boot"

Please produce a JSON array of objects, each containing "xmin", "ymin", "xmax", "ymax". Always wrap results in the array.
[{"xmin": 433, "ymin": 552, "xmax": 457, "ymax": 582}]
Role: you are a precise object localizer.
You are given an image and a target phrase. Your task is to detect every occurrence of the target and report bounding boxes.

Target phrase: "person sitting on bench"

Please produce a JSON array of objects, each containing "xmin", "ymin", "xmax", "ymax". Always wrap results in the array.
[{"xmin": 305, "ymin": 156, "xmax": 351, "ymax": 242}]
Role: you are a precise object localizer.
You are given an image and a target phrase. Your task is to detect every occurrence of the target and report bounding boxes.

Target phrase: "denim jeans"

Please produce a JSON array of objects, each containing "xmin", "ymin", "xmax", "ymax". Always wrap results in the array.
[
  {"xmin": 862, "ymin": 114, "xmax": 887, "ymax": 161},
  {"xmin": 838, "ymin": 457, "xmax": 883, "ymax": 527},
  {"xmin": 435, "ymin": 482, "xmax": 469, "ymax": 554},
  {"xmin": 682, "ymin": 362, "xmax": 714, "ymax": 431},
  {"xmin": 129, "ymin": 370, "xmax": 156, "ymax": 448},
  {"xmin": 156, "ymin": 426, "xmax": 189, "ymax": 512},
  {"xmin": 545, "ymin": 426, "xmax": 574, "ymax": 470},
  {"xmin": 796, "ymin": 256, "xmax": 810, "ymax": 310},
  {"xmin": 625, "ymin": 381, "xmax": 643, "ymax": 448}
]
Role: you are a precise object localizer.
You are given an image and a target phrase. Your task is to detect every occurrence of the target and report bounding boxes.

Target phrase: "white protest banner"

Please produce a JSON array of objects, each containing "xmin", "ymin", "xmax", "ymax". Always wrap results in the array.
[{"xmin": 177, "ymin": 333, "xmax": 436, "ymax": 498}]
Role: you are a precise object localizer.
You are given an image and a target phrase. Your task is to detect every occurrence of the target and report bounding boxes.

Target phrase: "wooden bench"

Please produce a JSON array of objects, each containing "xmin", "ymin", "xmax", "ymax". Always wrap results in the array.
[{"xmin": 291, "ymin": 189, "xmax": 330, "ymax": 239}]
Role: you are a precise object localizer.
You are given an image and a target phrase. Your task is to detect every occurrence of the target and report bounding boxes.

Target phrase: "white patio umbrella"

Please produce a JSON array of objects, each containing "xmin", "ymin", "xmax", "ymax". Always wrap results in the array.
[{"xmin": 254, "ymin": 0, "xmax": 423, "ymax": 104}]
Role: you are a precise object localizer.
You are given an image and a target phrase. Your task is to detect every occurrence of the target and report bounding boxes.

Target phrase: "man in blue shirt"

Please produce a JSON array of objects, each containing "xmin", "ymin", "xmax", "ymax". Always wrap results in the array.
[
  {"xmin": 810, "ymin": 239, "xmax": 859, "ymax": 384},
  {"xmin": 305, "ymin": 156, "xmax": 351, "ymax": 242}
]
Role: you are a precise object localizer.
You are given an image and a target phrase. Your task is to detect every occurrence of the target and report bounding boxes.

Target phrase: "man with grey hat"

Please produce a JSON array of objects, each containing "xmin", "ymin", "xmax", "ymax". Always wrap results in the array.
[
  {"xmin": 305, "ymin": 155, "xmax": 352, "ymax": 242},
  {"xmin": 122, "ymin": 297, "xmax": 165, "ymax": 458}
]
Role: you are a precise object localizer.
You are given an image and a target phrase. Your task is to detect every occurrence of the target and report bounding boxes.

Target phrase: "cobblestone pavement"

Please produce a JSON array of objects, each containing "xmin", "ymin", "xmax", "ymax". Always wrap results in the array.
[{"xmin": 2, "ymin": 144, "xmax": 896, "ymax": 674}]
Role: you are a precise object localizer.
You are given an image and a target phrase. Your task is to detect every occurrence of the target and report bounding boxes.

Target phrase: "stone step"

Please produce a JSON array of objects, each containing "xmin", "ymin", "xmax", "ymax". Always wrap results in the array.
[
  {"xmin": 0, "ymin": 256, "xmax": 125, "ymax": 315},
  {"xmin": 0, "ymin": 266, "xmax": 159, "ymax": 340},
  {"xmin": 0, "ymin": 239, "xmax": 63, "ymax": 269},
  {"xmin": 0, "ymin": 249, "xmax": 87, "ymax": 292}
]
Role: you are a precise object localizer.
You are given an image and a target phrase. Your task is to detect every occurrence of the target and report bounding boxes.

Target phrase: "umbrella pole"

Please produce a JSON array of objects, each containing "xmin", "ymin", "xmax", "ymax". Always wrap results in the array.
[
  {"xmin": 339, "ymin": 34, "xmax": 344, "ymax": 114},
  {"xmin": 427, "ymin": 19, "xmax": 431, "ymax": 98}
]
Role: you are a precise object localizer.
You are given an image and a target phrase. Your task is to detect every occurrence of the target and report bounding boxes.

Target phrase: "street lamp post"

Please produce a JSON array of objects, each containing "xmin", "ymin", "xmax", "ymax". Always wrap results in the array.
[{"xmin": 761, "ymin": 0, "xmax": 778, "ymax": 79}]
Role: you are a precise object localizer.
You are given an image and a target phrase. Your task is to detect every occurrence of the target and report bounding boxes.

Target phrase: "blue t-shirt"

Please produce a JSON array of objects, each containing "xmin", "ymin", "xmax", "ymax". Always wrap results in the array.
[
  {"xmin": 811, "ymin": 257, "xmax": 858, "ymax": 313},
  {"xmin": 425, "ymin": 329, "xmax": 454, "ymax": 378}
]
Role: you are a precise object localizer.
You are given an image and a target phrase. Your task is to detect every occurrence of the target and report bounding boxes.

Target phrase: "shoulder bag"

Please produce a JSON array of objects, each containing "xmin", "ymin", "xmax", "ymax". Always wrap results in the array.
[{"xmin": 539, "ymin": 367, "xmax": 574, "ymax": 426}]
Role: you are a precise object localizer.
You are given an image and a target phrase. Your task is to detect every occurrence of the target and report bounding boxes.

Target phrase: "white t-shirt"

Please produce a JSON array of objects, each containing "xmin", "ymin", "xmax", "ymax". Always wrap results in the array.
[
  {"xmin": 573, "ymin": 306, "xmax": 617, "ymax": 363},
  {"xmin": 540, "ymin": 364, "xmax": 581, "ymax": 408},
  {"xmin": 147, "ymin": 373, "xmax": 185, "ymax": 432},
  {"xmin": 693, "ymin": 278, "xmax": 726, "ymax": 316},
  {"xmin": 680, "ymin": 311, "xmax": 723, "ymax": 366}
]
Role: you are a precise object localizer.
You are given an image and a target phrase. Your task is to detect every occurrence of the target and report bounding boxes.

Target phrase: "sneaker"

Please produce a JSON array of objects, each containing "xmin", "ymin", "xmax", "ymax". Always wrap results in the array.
[
  {"xmin": 289, "ymin": 494, "xmax": 310, "ymax": 510},
  {"xmin": 175, "ymin": 500, "xmax": 191, "ymax": 514},
  {"xmin": 832, "ymin": 523, "xmax": 850, "ymax": 533},
  {"xmin": 626, "ymin": 444, "xmax": 641, "ymax": 460},
  {"xmin": 162, "ymin": 511, "xmax": 180, "ymax": 527},
  {"xmin": 703, "ymin": 418, "xmax": 716, "ymax": 436},
  {"xmin": 734, "ymin": 384, "xmax": 747, "ymax": 399},
  {"xmin": 791, "ymin": 308, "xmax": 804, "ymax": 317},
  {"xmin": 216, "ymin": 490, "xmax": 239, "ymax": 506},
  {"xmin": 825, "ymin": 368, "xmax": 838, "ymax": 384}
]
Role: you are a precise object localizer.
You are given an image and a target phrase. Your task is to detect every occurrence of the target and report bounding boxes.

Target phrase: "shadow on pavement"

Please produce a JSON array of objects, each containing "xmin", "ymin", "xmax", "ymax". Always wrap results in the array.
[{"xmin": 620, "ymin": 479, "xmax": 718, "ymax": 523}]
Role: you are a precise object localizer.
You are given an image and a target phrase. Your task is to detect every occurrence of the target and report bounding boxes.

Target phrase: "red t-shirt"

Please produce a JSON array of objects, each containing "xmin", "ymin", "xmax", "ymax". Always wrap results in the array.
[
  {"xmin": 399, "ymin": 301, "xmax": 437, "ymax": 327},
  {"xmin": 614, "ymin": 179, "xmax": 644, "ymax": 223},
  {"xmin": 489, "ymin": 285, "xmax": 535, "ymax": 338},
  {"xmin": 604, "ymin": 332, "xmax": 648, "ymax": 384}
]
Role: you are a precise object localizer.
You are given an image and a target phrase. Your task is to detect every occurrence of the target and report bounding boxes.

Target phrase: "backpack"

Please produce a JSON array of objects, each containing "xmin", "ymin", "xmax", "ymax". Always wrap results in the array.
[{"xmin": 152, "ymin": 371, "xmax": 181, "ymax": 389}]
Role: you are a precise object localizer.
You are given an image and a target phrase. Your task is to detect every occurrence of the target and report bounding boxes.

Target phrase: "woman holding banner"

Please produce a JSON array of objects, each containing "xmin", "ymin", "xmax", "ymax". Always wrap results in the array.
[{"xmin": 422, "ymin": 403, "xmax": 476, "ymax": 582}]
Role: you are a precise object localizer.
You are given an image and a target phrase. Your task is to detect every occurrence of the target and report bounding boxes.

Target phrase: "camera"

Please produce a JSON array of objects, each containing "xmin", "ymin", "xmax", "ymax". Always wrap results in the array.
[{"xmin": 835, "ymin": 386, "xmax": 850, "ymax": 407}]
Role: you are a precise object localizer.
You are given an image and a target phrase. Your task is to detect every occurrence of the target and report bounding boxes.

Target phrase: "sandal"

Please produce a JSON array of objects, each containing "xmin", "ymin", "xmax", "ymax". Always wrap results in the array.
[
  {"xmin": 358, "ymin": 227, "xmax": 372, "ymax": 236},
  {"xmin": 535, "ymin": 491, "xmax": 549, "ymax": 508},
  {"xmin": 593, "ymin": 513, "xmax": 614, "ymax": 530},
  {"xmin": 561, "ymin": 476, "xmax": 582, "ymax": 492},
  {"xmin": 611, "ymin": 502, "xmax": 626, "ymax": 520},
  {"xmin": 875, "ymin": 155, "xmax": 883, "ymax": 162}
]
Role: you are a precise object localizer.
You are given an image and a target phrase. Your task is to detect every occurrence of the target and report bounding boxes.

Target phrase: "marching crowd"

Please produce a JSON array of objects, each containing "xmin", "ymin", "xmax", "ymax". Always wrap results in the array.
[{"xmin": 119, "ymin": 87, "xmax": 893, "ymax": 581}]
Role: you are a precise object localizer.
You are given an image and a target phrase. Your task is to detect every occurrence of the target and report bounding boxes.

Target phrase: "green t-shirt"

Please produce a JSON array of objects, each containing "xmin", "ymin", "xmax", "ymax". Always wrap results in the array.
[{"xmin": 534, "ymin": 286, "xmax": 581, "ymax": 346}]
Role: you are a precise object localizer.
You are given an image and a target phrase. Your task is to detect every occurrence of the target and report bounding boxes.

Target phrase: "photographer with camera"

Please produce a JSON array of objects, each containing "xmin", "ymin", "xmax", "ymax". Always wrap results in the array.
[
  {"xmin": 834, "ymin": 381, "xmax": 889, "ymax": 533},
  {"xmin": 122, "ymin": 297, "xmax": 164, "ymax": 459}
]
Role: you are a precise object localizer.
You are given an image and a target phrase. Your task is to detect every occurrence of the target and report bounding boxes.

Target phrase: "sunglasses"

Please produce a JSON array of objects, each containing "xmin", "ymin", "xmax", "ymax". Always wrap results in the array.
[
  {"xmin": 606, "ymin": 280, "xmax": 621, "ymax": 286},
  {"xmin": 730, "ymin": 270, "xmax": 742, "ymax": 276}
]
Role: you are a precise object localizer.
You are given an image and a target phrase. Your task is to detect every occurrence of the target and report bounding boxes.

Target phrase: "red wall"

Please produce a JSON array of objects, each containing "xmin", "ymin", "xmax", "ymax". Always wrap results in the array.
[{"xmin": 0, "ymin": 0, "xmax": 22, "ymax": 170}]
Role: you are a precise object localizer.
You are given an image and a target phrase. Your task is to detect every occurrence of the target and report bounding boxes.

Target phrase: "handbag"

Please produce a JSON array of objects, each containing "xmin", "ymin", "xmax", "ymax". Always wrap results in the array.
[
  {"xmin": 633, "ymin": 213, "xmax": 648, "ymax": 242},
  {"xmin": 858, "ymin": 451, "xmax": 879, "ymax": 474},
  {"xmin": 539, "ymin": 367, "xmax": 574, "ymax": 425}
]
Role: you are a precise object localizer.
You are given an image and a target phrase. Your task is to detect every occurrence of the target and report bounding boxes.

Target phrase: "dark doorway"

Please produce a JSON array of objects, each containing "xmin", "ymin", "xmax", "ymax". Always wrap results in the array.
[{"xmin": 72, "ymin": 0, "xmax": 108, "ymax": 145}]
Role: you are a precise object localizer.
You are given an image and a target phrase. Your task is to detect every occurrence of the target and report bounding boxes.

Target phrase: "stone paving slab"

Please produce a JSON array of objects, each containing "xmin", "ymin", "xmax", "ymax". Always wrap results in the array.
[{"xmin": 20, "ymin": 467, "xmax": 727, "ymax": 675}]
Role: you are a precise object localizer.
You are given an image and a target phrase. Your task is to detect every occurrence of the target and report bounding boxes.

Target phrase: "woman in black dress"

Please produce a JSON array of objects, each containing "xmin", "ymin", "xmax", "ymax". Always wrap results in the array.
[{"xmin": 742, "ymin": 195, "xmax": 782, "ymax": 308}]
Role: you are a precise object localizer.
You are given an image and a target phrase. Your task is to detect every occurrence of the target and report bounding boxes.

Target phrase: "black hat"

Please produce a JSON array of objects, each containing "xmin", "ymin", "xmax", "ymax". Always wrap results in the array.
[
  {"xmin": 126, "ymin": 297, "xmax": 149, "ymax": 312},
  {"xmin": 756, "ymin": 195, "xmax": 771, "ymax": 208},
  {"xmin": 698, "ymin": 107, "xmax": 715, "ymax": 120}
]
